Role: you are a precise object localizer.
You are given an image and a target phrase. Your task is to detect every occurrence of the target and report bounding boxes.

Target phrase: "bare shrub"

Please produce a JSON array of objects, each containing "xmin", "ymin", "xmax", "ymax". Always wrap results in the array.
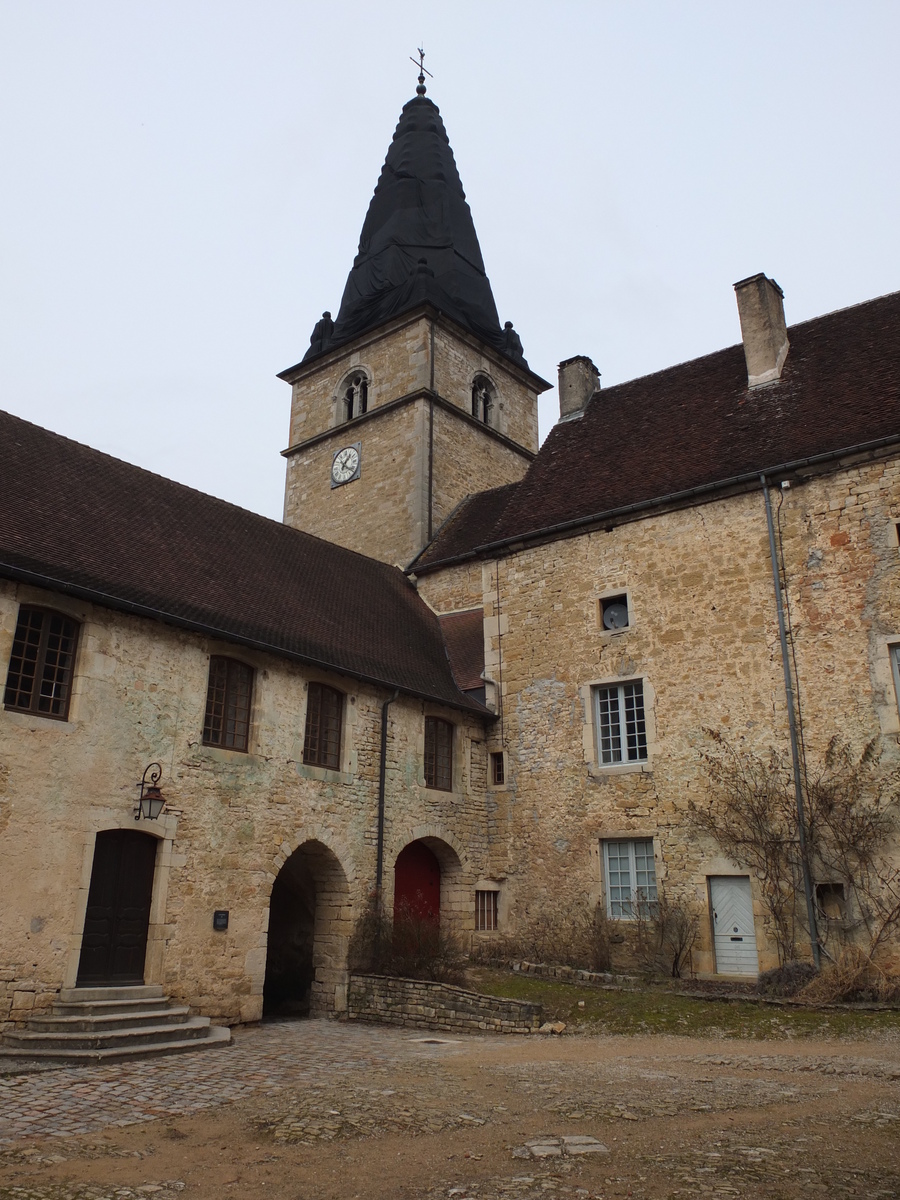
[
  {"xmin": 757, "ymin": 960, "xmax": 818, "ymax": 997},
  {"xmin": 474, "ymin": 898, "xmax": 613, "ymax": 972},
  {"xmin": 798, "ymin": 945, "xmax": 900, "ymax": 1005},
  {"xmin": 348, "ymin": 897, "xmax": 466, "ymax": 985},
  {"xmin": 628, "ymin": 889, "xmax": 701, "ymax": 978},
  {"xmin": 691, "ymin": 732, "xmax": 900, "ymax": 965}
]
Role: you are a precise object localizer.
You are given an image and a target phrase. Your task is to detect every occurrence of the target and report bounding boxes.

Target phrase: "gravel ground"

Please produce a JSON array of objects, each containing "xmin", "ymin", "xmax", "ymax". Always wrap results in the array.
[{"xmin": 0, "ymin": 1018, "xmax": 899, "ymax": 1200}]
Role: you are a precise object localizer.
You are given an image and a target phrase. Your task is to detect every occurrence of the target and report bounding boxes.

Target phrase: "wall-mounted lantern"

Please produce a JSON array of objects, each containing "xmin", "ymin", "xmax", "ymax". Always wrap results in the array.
[{"xmin": 136, "ymin": 762, "xmax": 166, "ymax": 821}]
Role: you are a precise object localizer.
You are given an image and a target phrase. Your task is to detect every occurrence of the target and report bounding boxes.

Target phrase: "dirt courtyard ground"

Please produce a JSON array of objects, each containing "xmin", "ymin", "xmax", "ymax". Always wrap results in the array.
[{"xmin": 2, "ymin": 1015, "xmax": 900, "ymax": 1200}]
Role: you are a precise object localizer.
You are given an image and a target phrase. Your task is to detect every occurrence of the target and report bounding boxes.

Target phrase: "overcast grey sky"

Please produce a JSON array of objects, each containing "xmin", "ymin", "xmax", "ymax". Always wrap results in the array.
[{"xmin": 2, "ymin": 2, "xmax": 897, "ymax": 520}]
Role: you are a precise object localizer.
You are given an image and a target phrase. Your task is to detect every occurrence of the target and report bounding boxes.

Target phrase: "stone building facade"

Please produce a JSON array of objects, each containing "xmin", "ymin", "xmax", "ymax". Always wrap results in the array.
[{"xmin": 2, "ymin": 83, "xmax": 899, "ymax": 1032}]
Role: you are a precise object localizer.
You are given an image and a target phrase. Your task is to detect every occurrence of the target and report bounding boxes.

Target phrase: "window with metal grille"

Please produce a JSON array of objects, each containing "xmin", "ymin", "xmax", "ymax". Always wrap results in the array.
[
  {"xmin": 602, "ymin": 838, "xmax": 658, "ymax": 919},
  {"xmin": 475, "ymin": 890, "xmax": 498, "ymax": 931},
  {"xmin": 202, "ymin": 656, "xmax": 253, "ymax": 752},
  {"xmin": 490, "ymin": 751, "xmax": 505, "ymax": 786},
  {"xmin": 3, "ymin": 606, "xmax": 79, "ymax": 720},
  {"xmin": 424, "ymin": 716, "xmax": 453, "ymax": 790},
  {"xmin": 303, "ymin": 682, "xmax": 343, "ymax": 769},
  {"xmin": 593, "ymin": 679, "xmax": 647, "ymax": 764}
]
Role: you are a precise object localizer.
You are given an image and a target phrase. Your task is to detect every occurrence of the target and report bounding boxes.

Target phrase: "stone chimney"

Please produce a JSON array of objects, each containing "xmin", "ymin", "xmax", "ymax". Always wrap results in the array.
[
  {"xmin": 558, "ymin": 355, "xmax": 600, "ymax": 420},
  {"xmin": 733, "ymin": 273, "xmax": 790, "ymax": 387}
]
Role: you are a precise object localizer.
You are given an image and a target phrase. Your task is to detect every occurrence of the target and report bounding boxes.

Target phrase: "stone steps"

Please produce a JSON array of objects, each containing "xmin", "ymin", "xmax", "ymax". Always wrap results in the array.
[{"xmin": 0, "ymin": 986, "xmax": 231, "ymax": 1064}]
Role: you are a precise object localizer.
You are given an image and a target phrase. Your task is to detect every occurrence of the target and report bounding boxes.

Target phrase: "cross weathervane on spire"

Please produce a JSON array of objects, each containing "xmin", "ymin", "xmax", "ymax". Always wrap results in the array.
[{"xmin": 410, "ymin": 47, "xmax": 433, "ymax": 96}]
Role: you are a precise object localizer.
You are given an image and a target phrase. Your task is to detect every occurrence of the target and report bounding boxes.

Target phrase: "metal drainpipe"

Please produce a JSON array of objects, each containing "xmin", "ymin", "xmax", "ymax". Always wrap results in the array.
[
  {"xmin": 761, "ymin": 475, "xmax": 821, "ymax": 968},
  {"xmin": 375, "ymin": 689, "xmax": 399, "ymax": 909}
]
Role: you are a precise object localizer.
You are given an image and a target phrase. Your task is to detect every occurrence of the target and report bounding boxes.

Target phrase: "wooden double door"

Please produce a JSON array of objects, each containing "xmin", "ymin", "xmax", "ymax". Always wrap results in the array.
[{"xmin": 76, "ymin": 830, "xmax": 158, "ymax": 986}]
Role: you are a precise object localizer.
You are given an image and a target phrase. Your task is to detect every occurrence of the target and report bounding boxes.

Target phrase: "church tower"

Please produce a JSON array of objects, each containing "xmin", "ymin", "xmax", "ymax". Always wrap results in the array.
[{"xmin": 279, "ymin": 73, "xmax": 550, "ymax": 568}]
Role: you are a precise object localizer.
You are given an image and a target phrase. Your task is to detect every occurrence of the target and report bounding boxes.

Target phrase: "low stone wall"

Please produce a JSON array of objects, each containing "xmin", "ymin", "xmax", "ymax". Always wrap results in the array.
[
  {"xmin": 347, "ymin": 973, "xmax": 542, "ymax": 1034},
  {"xmin": 509, "ymin": 960, "xmax": 637, "ymax": 986}
]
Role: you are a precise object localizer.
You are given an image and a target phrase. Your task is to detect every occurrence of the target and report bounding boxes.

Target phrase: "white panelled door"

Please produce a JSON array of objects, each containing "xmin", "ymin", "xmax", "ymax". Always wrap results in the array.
[{"xmin": 709, "ymin": 875, "xmax": 759, "ymax": 975}]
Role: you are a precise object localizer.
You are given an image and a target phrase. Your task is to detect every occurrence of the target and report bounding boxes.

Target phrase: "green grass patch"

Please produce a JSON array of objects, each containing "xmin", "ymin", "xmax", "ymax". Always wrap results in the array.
[{"xmin": 467, "ymin": 966, "xmax": 900, "ymax": 1039}]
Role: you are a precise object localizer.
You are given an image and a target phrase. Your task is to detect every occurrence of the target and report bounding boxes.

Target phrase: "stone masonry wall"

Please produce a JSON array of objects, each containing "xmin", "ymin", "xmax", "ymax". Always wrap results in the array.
[
  {"xmin": 347, "ymin": 973, "xmax": 542, "ymax": 1033},
  {"xmin": 422, "ymin": 454, "xmax": 900, "ymax": 976},
  {"xmin": 283, "ymin": 401, "xmax": 427, "ymax": 566},
  {"xmin": 0, "ymin": 581, "xmax": 493, "ymax": 1029}
]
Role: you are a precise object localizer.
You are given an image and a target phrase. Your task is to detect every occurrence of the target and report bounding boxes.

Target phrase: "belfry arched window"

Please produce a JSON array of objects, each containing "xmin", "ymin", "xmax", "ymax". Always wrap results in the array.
[
  {"xmin": 471, "ymin": 375, "xmax": 494, "ymax": 425},
  {"xmin": 343, "ymin": 372, "xmax": 368, "ymax": 422}
]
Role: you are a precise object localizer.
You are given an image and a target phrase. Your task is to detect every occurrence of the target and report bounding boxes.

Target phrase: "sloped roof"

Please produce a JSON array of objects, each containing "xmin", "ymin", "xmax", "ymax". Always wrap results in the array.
[
  {"xmin": 438, "ymin": 609, "xmax": 485, "ymax": 693},
  {"xmin": 0, "ymin": 410, "xmax": 485, "ymax": 713},
  {"xmin": 414, "ymin": 483, "xmax": 520, "ymax": 570},
  {"xmin": 298, "ymin": 92, "xmax": 527, "ymax": 370},
  {"xmin": 414, "ymin": 290, "xmax": 900, "ymax": 567}
]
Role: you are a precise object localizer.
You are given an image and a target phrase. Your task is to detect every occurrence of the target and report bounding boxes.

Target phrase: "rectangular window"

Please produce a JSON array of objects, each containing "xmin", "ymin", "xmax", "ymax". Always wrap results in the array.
[
  {"xmin": 603, "ymin": 838, "xmax": 658, "ymax": 919},
  {"xmin": 475, "ymin": 890, "xmax": 498, "ymax": 932},
  {"xmin": 202, "ymin": 656, "xmax": 253, "ymax": 751},
  {"xmin": 891, "ymin": 645, "xmax": 900, "ymax": 715},
  {"xmin": 303, "ymin": 682, "xmax": 343, "ymax": 769},
  {"xmin": 424, "ymin": 716, "xmax": 453, "ymax": 790},
  {"xmin": 490, "ymin": 751, "xmax": 505, "ymax": 786},
  {"xmin": 3, "ymin": 606, "xmax": 79, "ymax": 719},
  {"xmin": 594, "ymin": 680, "xmax": 647, "ymax": 764}
]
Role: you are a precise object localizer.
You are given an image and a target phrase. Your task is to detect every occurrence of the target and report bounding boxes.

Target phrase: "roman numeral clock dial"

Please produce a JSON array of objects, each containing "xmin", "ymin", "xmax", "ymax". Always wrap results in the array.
[{"xmin": 330, "ymin": 443, "xmax": 361, "ymax": 488}]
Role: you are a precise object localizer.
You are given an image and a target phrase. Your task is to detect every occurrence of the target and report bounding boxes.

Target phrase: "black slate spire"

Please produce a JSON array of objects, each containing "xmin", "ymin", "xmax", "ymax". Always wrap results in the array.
[{"xmin": 302, "ymin": 92, "xmax": 527, "ymax": 368}]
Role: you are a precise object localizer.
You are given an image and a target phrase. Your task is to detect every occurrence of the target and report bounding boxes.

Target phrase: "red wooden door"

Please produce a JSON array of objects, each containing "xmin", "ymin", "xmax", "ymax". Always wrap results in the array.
[
  {"xmin": 393, "ymin": 840, "xmax": 441, "ymax": 924},
  {"xmin": 77, "ymin": 830, "xmax": 157, "ymax": 985}
]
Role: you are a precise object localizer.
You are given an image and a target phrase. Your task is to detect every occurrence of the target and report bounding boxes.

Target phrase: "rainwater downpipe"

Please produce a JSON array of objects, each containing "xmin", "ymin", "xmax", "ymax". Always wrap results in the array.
[
  {"xmin": 761, "ymin": 475, "xmax": 821, "ymax": 969},
  {"xmin": 375, "ymin": 689, "xmax": 399, "ymax": 909}
]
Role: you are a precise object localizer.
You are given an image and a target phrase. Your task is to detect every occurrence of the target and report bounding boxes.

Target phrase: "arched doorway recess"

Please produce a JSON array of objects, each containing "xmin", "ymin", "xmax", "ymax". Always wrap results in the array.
[
  {"xmin": 263, "ymin": 840, "xmax": 350, "ymax": 1017},
  {"xmin": 393, "ymin": 840, "xmax": 441, "ymax": 924},
  {"xmin": 77, "ymin": 829, "xmax": 159, "ymax": 986}
]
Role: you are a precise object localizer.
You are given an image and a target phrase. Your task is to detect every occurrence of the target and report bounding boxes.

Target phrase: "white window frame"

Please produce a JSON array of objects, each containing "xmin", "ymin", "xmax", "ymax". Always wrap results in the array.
[
  {"xmin": 602, "ymin": 838, "xmax": 658, "ymax": 919},
  {"xmin": 475, "ymin": 889, "xmax": 499, "ymax": 931},
  {"xmin": 593, "ymin": 679, "xmax": 648, "ymax": 765},
  {"xmin": 891, "ymin": 645, "xmax": 900, "ymax": 715}
]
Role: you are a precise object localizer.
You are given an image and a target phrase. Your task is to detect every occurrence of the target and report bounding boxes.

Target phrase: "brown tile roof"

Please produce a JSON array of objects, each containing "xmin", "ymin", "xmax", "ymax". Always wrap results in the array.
[
  {"xmin": 415, "ymin": 291, "xmax": 900, "ymax": 566},
  {"xmin": 438, "ymin": 610, "xmax": 485, "ymax": 693},
  {"xmin": 413, "ymin": 483, "xmax": 519, "ymax": 569},
  {"xmin": 0, "ymin": 410, "xmax": 485, "ymax": 713}
]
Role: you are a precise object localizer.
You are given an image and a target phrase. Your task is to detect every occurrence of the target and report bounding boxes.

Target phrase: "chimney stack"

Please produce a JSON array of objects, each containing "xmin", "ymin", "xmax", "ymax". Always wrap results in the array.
[
  {"xmin": 558, "ymin": 355, "xmax": 600, "ymax": 421},
  {"xmin": 733, "ymin": 274, "xmax": 789, "ymax": 387}
]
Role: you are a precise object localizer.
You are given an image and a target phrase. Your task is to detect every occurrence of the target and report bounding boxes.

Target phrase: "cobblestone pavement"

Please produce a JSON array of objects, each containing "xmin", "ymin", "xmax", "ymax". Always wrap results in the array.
[{"xmin": 0, "ymin": 1021, "xmax": 463, "ymax": 1145}]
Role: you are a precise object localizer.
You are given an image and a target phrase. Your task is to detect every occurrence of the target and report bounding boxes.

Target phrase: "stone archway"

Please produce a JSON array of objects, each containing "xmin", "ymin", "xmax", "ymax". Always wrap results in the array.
[
  {"xmin": 263, "ymin": 839, "xmax": 350, "ymax": 1017},
  {"xmin": 392, "ymin": 836, "xmax": 465, "ymax": 936}
]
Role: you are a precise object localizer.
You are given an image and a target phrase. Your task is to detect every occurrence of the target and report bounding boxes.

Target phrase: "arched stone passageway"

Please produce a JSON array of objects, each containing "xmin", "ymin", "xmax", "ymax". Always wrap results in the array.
[{"xmin": 263, "ymin": 840, "xmax": 350, "ymax": 1017}]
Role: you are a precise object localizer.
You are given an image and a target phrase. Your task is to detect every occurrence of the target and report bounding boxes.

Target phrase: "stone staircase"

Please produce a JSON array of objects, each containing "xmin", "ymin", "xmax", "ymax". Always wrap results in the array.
[{"xmin": 0, "ymin": 985, "xmax": 231, "ymax": 1064}]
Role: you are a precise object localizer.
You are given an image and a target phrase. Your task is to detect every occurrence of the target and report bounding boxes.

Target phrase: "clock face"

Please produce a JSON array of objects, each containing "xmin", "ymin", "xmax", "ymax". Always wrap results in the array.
[{"xmin": 331, "ymin": 444, "xmax": 360, "ymax": 486}]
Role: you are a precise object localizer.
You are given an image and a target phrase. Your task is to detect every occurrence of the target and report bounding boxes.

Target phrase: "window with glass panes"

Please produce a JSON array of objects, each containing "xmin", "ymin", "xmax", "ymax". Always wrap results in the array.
[
  {"xmin": 302, "ymin": 682, "xmax": 343, "ymax": 769},
  {"xmin": 593, "ymin": 680, "xmax": 647, "ymax": 764},
  {"xmin": 202, "ymin": 657, "xmax": 253, "ymax": 751},
  {"xmin": 424, "ymin": 717, "xmax": 453, "ymax": 790},
  {"xmin": 3, "ymin": 606, "xmax": 79, "ymax": 719},
  {"xmin": 603, "ymin": 838, "xmax": 658, "ymax": 918}
]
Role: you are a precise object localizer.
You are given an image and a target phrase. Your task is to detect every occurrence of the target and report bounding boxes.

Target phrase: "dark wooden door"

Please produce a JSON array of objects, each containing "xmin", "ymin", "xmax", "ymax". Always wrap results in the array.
[
  {"xmin": 393, "ymin": 840, "xmax": 441, "ymax": 925},
  {"xmin": 76, "ymin": 830, "xmax": 157, "ymax": 985}
]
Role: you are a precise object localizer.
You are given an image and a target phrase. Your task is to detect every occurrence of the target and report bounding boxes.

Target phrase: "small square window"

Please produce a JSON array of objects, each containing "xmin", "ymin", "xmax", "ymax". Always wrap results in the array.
[
  {"xmin": 815, "ymin": 882, "xmax": 848, "ymax": 922},
  {"xmin": 602, "ymin": 838, "xmax": 657, "ymax": 919},
  {"xmin": 600, "ymin": 594, "xmax": 629, "ymax": 631},
  {"xmin": 476, "ymin": 890, "xmax": 498, "ymax": 931},
  {"xmin": 490, "ymin": 751, "xmax": 505, "ymax": 786}
]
